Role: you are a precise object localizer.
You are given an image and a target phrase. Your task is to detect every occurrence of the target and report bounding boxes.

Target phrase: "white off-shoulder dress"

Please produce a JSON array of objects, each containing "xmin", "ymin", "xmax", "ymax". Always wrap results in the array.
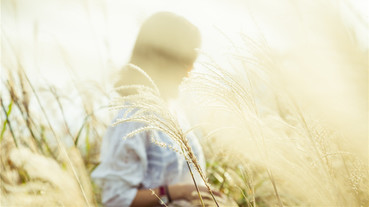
[{"xmin": 91, "ymin": 108, "xmax": 205, "ymax": 207}]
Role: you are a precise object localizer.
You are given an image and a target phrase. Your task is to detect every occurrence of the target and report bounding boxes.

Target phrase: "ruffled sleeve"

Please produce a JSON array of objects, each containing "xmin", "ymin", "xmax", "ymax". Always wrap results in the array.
[{"xmin": 91, "ymin": 119, "xmax": 148, "ymax": 207}]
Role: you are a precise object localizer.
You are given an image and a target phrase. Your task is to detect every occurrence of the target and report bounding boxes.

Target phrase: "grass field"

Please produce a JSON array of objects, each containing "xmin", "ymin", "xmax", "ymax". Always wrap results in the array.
[{"xmin": 1, "ymin": 0, "xmax": 368, "ymax": 206}]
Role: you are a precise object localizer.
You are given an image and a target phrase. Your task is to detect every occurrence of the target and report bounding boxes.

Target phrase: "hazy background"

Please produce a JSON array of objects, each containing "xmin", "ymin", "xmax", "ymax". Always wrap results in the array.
[{"xmin": 2, "ymin": 0, "xmax": 367, "ymax": 86}]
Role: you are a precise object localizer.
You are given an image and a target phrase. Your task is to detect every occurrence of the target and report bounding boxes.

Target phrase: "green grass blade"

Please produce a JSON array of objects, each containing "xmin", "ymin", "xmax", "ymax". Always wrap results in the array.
[{"xmin": 1, "ymin": 100, "xmax": 13, "ymax": 141}]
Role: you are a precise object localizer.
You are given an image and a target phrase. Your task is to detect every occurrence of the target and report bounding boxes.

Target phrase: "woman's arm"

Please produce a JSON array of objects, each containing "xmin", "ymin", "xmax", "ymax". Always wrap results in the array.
[
  {"xmin": 130, "ymin": 184, "xmax": 221, "ymax": 207},
  {"xmin": 129, "ymin": 188, "xmax": 161, "ymax": 207}
]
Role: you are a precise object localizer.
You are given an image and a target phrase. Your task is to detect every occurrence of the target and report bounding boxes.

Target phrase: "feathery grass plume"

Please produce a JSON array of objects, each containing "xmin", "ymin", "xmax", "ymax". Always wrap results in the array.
[
  {"xmin": 180, "ymin": 3, "xmax": 369, "ymax": 202},
  {"xmin": 1, "ymin": 147, "xmax": 86, "ymax": 206},
  {"xmin": 181, "ymin": 29, "xmax": 368, "ymax": 205},
  {"xmin": 111, "ymin": 63, "xmax": 219, "ymax": 207},
  {"xmin": 182, "ymin": 61, "xmax": 285, "ymax": 207}
]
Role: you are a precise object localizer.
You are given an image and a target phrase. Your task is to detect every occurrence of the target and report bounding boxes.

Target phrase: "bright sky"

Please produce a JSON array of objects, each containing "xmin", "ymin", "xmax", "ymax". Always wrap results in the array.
[{"xmin": 2, "ymin": 0, "xmax": 368, "ymax": 88}]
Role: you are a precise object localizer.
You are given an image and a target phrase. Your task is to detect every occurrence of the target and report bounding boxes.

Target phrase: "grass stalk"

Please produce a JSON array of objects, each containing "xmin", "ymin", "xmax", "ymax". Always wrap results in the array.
[
  {"xmin": 0, "ymin": 99, "xmax": 18, "ymax": 148},
  {"xmin": 185, "ymin": 159, "xmax": 205, "ymax": 207}
]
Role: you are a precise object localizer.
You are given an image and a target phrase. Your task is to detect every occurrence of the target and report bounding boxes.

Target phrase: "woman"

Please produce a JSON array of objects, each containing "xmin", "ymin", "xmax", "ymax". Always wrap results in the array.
[{"xmin": 92, "ymin": 12, "xmax": 222, "ymax": 207}]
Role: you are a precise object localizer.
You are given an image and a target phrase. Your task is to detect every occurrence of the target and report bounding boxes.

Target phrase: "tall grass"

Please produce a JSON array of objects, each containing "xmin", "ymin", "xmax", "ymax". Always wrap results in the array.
[
  {"xmin": 179, "ymin": 3, "xmax": 368, "ymax": 205},
  {"xmin": 181, "ymin": 57, "xmax": 368, "ymax": 205},
  {"xmin": 1, "ymin": 45, "xmax": 108, "ymax": 206}
]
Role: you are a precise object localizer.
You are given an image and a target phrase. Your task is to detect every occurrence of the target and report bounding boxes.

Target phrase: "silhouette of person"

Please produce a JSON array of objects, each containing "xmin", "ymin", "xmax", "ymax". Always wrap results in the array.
[{"xmin": 92, "ymin": 12, "xmax": 223, "ymax": 207}]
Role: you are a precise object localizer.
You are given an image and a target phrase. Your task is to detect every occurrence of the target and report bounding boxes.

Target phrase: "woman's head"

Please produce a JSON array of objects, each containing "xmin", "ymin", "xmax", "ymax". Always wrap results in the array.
[{"xmin": 117, "ymin": 12, "xmax": 201, "ymax": 99}]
